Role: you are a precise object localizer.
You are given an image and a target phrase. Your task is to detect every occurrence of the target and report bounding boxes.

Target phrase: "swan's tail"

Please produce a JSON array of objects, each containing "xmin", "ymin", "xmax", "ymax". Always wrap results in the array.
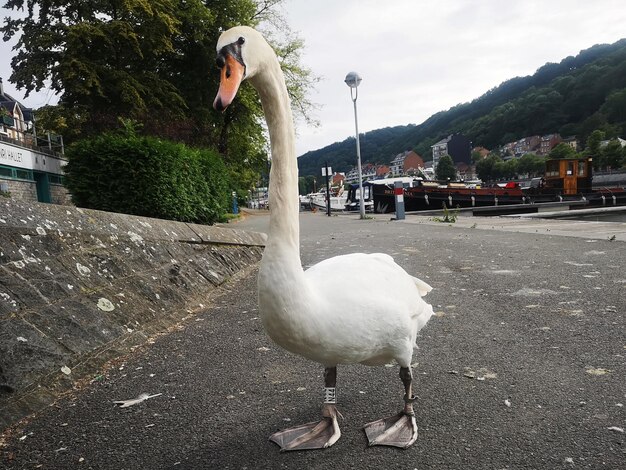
[
  {"xmin": 413, "ymin": 277, "xmax": 434, "ymax": 341},
  {"xmin": 413, "ymin": 277, "xmax": 432, "ymax": 297}
]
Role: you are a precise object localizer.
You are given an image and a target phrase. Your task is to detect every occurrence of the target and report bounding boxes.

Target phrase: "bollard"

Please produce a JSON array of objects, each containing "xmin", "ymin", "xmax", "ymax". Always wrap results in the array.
[{"xmin": 394, "ymin": 181, "xmax": 405, "ymax": 220}]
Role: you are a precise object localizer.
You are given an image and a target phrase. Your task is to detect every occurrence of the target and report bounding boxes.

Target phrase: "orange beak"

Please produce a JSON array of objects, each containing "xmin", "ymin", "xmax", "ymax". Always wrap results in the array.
[{"xmin": 213, "ymin": 55, "xmax": 245, "ymax": 111}]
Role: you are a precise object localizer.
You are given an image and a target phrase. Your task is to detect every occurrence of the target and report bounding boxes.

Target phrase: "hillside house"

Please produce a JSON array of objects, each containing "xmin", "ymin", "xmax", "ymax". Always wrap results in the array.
[
  {"xmin": 600, "ymin": 137, "xmax": 626, "ymax": 148},
  {"xmin": 345, "ymin": 163, "xmax": 379, "ymax": 184},
  {"xmin": 331, "ymin": 172, "xmax": 345, "ymax": 186},
  {"xmin": 389, "ymin": 150, "xmax": 425, "ymax": 176},
  {"xmin": 345, "ymin": 167, "xmax": 359, "ymax": 184},
  {"xmin": 563, "ymin": 136, "xmax": 579, "ymax": 151},
  {"xmin": 376, "ymin": 165, "xmax": 391, "ymax": 178},
  {"xmin": 501, "ymin": 136, "xmax": 541, "ymax": 158},
  {"xmin": 539, "ymin": 133, "xmax": 562, "ymax": 155},
  {"xmin": 362, "ymin": 163, "xmax": 377, "ymax": 180},
  {"xmin": 431, "ymin": 133, "xmax": 472, "ymax": 167},
  {"xmin": 515, "ymin": 135, "xmax": 541, "ymax": 156},
  {"xmin": 472, "ymin": 146, "xmax": 490, "ymax": 159},
  {"xmin": 403, "ymin": 151, "xmax": 425, "ymax": 175}
]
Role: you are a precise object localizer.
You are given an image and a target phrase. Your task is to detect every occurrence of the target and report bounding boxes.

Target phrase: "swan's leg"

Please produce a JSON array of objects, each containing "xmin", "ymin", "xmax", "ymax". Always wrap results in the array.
[
  {"xmin": 363, "ymin": 366, "xmax": 418, "ymax": 448},
  {"xmin": 269, "ymin": 366, "xmax": 341, "ymax": 452}
]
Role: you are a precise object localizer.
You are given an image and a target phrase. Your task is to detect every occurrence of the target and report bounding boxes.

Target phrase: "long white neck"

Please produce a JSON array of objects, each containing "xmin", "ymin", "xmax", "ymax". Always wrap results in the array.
[
  {"xmin": 250, "ymin": 56, "xmax": 300, "ymax": 264},
  {"xmin": 251, "ymin": 43, "xmax": 318, "ymax": 354}
]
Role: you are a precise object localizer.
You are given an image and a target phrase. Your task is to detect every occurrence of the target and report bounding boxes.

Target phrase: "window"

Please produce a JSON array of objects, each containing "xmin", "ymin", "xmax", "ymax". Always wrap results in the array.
[
  {"xmin": 0, "ymin": 166, "xmax": 12, "ymax": 178},
  {"xmin": 15, "ymin": 169, "xmax": 34, "ymax": 180},
  {"xmin": 546, "ymin": 161, "xmax": 559, "ymax": 177},
  {"xmin": 577, "ymin": 161, "xmax": 586, "ymax": 176},
  {"xmin": 48, "ymin": 174, "xmax": 65, "ymax": 185}
]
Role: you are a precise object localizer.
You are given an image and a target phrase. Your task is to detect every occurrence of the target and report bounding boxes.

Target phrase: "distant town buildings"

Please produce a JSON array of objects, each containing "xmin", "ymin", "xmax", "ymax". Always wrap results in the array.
[
  {"xmin": 334, "ymin": 128, "xmax": 618, "ymax": 185},
  {"xmin": 344, "ymin": 150, "xmax": 426, "ymax": 184},
  {"xmin": 501, "ymin": 133, "xmax": 579, "ymax": 158}
]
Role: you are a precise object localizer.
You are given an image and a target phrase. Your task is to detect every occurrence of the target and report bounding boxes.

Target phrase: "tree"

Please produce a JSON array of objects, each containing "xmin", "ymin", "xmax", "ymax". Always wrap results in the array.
[
  {"xmin": 493, "ymin": 161, "xmax": 507, "ymax": 180},
  {"xmin": 471, "ymin": 150, "xmax": 484, "ymax": 164},
  {"xmin": 600, "ymin": 139, "xmax": 624, "ymax": 170},
  {"xmin": 503, "ymin": 159, "xmax": 519, "ymax": 178},
  {"xmin": 435, "ymin": 155, "xmax": 457, "ymax": 181},
  {"xmin": 2, "ymin": 0, "xmax": 318, "ymax": 195},
  {"xmin": 585, "ymin": 129, "xmax": 605, "ymax": 156},
  {"xmin": 298, "ymin": 177, "xmax": 307, "ymax": 195},
  {"xmin": 3, "ymin": 0, "xmax": 187, "ymax": 118},
  {"xmin": 475, "ymin": 154, "xmax": 501, "ymax": 182},
  {"xmin": 518, "ymin": 153, "xmax": 545, "ymax": 177},
  {"xmin": 549, "ymin": 142, "xmax": 576, "ymax": 159},
  {"xmin": 585, "ymin": 129, "xmax": 606, "ymax": 169},
  {"xmin": 600, "ymin": 88, "xmax": 626, "ymax": 122}
]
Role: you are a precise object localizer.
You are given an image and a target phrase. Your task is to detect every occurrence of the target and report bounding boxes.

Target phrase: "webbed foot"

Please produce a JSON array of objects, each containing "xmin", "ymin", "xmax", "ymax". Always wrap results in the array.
[
  {"xmin": 363, "ymin": 412, "xmax": 418, "ymax": 448},
  {"xmin": 269, "ymin": 404, "xmax": 341, "ymax": 452}
]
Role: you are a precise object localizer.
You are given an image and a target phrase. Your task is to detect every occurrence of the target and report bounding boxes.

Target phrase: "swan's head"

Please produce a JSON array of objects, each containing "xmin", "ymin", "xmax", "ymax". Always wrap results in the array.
[{"xmin": 213, "ymin": 26, "xmax": 271, "ymax": 111}]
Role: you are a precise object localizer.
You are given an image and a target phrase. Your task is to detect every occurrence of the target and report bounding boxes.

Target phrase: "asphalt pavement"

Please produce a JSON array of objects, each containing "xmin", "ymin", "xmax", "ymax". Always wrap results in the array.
[{"xmin": 1, "ymin": 211, "xmax": 625, "ymax": 469}]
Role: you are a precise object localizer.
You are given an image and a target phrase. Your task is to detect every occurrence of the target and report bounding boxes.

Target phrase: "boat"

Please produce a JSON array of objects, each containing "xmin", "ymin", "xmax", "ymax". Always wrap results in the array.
[
  {"xmin": 368, "ymin": 157, "xmax": 626, "ymax": 213},
  {"xmin": 304, "ymin": 187, "xmax": 348, "ymax": 211},
  {"xmin": 344, "ymin": 177, "xmax": 419, "ymax": 213}
]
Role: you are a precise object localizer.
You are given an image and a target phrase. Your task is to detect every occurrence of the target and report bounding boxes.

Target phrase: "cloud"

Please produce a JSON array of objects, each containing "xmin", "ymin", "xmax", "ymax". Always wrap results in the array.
[
  {"xmin": 285, "ymin": 0, "xmax": 626, "ymax": 156},
  {"xmin": 2, "ymin": 0, "xmax": 626, "ymax": 158}
]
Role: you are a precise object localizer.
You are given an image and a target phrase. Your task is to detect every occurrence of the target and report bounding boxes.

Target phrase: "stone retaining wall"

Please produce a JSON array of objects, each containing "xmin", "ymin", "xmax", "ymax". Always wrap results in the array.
[
  {"xmin": 0, "ymin": 179, "xmax": 37, "ymax": 204},
  {"xmin": 0, "ymin": 200, "xmax": 266, "ymax": 429},
  {"xmin": 49, "ymin": 183, "xmax": 71, "ymax": 205}
]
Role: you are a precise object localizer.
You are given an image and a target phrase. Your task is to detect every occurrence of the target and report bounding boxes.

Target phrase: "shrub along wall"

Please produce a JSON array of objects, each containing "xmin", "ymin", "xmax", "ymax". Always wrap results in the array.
[{"xmin": 64, "ymin": 132, "xmax": 231, "ymax": 225}]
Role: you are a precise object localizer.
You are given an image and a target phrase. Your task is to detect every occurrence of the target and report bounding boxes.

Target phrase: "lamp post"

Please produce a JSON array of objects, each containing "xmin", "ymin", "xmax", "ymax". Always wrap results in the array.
[{"xmin": 345, "ymin": 71, "xmax": 365, "ymax": 219}]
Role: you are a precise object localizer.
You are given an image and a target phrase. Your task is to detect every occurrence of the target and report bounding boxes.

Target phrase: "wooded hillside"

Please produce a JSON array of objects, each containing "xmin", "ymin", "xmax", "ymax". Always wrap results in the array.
[{"xmin": 298, "ymin": 38, "xmax": 626, "ymax": 178}]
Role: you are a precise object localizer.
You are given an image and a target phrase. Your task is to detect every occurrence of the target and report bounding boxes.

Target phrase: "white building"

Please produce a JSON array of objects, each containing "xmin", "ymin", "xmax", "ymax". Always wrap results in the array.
[
  {"xmin": 600, "ymin": 137, "xmax": 626, "ymax": 148},
  {"xmin": 0, "ymin": 78, "xmax": 69, "ymax": 204}
]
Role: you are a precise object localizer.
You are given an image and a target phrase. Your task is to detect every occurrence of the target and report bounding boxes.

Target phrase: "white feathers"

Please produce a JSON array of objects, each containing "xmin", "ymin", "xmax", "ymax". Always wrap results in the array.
[{"xmin": 223, "ymin": 26, "xmax": 434, "ymax": 370}]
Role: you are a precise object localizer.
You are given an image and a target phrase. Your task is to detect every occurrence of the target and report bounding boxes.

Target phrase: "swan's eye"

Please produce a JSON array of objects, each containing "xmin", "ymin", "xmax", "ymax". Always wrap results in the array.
[
  {"xmin": 216, "ymin": 55, "xmax": 225, "ymax": 68},
  {"xmin": 237, "ymin": 36, "xmax": 245, "ymax": 45}
]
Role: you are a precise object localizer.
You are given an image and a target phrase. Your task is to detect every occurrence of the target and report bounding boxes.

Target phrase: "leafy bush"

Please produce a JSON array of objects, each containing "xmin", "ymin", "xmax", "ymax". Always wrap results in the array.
[{"xmin": 64, "ymin": 131, "xmax": 230, "ymax": 224}]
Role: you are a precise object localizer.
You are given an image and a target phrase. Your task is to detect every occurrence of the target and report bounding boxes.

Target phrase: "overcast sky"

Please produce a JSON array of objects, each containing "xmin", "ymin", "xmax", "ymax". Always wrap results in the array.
[
  {"xmin": 282, "ymin": 0, "xmax": 626, "ymax": 157},
  {"xmin": 2, "ymin": 0, "xmax": 626, "ymax": 158}
]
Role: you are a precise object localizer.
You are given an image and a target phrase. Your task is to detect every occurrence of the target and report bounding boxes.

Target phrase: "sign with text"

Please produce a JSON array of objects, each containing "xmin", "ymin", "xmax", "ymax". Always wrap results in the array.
[
  {"xmin": 0, "ymin": 141, "xmax": 66, "ymax": 174},
  {"xmin": 321, "ymin": 166, "xmax": 332, "ymax": 176}
]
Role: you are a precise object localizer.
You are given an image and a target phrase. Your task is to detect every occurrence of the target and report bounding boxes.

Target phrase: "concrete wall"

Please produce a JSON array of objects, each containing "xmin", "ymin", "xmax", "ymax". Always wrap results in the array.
[{"xmin": 0, "ymin": 199, "xmax": 266, "ymax": 429}]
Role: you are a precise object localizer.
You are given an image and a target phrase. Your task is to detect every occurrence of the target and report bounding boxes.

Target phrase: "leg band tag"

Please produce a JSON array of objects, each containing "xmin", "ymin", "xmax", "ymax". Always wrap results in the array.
[{"xmin": 324, "ymin": 387, "xmax": 336, "ymax": 404}]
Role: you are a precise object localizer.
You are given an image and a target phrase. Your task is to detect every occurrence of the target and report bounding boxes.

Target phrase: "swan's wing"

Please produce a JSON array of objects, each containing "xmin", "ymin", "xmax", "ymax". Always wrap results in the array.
[
  {"xmin": 412, "ymin": 277, "xmax": 432, "ymax": 297},
  {"xmin": 305, "ymin": 252, "xmax": 430, "ymax": 302}
]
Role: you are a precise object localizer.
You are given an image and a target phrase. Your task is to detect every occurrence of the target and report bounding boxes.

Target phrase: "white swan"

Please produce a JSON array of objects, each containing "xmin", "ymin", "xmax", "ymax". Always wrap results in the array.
[{"xmin": 214, "ymin": 26, "xmax": 434, "ymax": 451}]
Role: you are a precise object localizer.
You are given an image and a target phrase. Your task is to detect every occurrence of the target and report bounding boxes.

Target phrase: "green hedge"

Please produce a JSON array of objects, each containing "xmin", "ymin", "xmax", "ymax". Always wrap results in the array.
[{"xmin": 64, "ymin": 133, "xmax": 230, "ymax": 224}]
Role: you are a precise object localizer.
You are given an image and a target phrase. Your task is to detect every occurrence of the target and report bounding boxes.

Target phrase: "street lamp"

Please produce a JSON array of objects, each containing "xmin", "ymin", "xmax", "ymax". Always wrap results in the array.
[{"xmin": 345, "ymin": 71, "xmax": 365, "ymax": 219}]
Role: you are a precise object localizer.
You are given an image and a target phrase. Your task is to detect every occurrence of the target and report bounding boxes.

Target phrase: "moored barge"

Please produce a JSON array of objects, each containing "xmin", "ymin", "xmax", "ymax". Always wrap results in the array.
[{"xmin": 345, "ymin": 157, "xmax": 626, "ymax": 214}]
